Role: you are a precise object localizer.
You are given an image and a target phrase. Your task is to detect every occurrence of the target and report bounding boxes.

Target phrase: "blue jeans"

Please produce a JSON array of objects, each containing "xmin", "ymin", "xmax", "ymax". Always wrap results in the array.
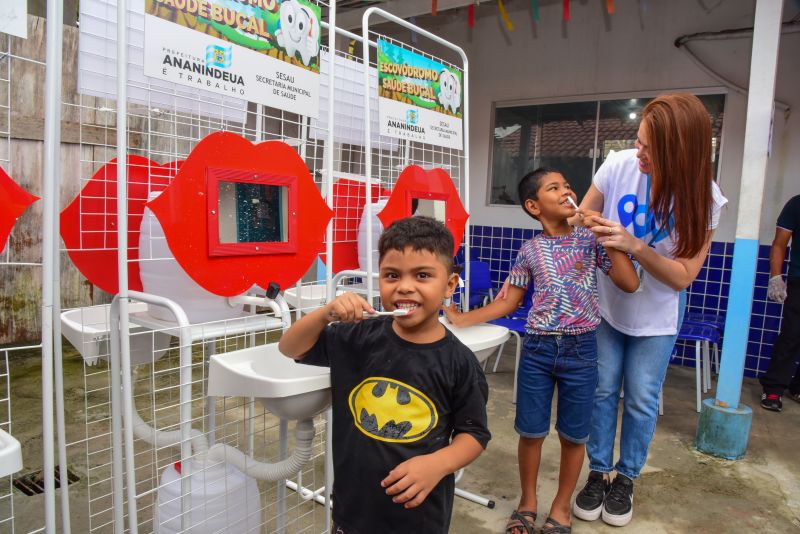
[
  {"xmin": 515, "ymin": 331, "xmax": 599, "ymax": 444},
  {"xmin": 587, "ymin": 292, "xmax": 685, "ymax": 480}
]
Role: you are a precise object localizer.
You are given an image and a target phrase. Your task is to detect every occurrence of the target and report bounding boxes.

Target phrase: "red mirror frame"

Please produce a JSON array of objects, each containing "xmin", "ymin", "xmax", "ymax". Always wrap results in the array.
[
  {"xmin": 206, "ymin": 167, "xmax": 298, "ymax": 257},
  {"xmin": 377, "ymin": 165, "xmax": 469, "ymax": 256}
]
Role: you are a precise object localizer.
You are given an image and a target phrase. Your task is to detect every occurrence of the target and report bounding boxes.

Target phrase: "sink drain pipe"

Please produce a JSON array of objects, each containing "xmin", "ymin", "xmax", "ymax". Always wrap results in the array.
[
  {"xmin": 205, "ymin": 419, "xmax": 316, "ymax": 481},
  {"xmin": 127, "ymin": 369, "xmax": 210, "ymax": 458}
]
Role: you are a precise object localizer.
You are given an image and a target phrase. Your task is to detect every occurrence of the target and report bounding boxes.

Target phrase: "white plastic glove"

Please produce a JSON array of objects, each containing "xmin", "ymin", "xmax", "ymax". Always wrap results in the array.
[{"xmin": 768, "ymin": 275, "xmax": 787, "ymax": 304}]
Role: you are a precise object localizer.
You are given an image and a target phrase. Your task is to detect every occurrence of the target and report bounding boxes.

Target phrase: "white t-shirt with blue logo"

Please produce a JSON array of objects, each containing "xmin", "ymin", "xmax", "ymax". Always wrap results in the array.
[{"xmin": 594, "ymin": 149, "xmax": 728, "ymax": 336}]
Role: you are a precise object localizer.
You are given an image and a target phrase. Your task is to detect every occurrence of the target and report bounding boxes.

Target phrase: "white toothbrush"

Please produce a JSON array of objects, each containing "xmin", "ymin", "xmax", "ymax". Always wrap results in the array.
[
  {"xmin": 566, "ymin": 196, "xmax": 579, "ymax": 210},
  {"xmin": 329, "ymin": 308, "xmax": 409, "ymax": 320},
  {"xmin": 365, "ymin": 309, "xmax": 410, "ymax": 317}
]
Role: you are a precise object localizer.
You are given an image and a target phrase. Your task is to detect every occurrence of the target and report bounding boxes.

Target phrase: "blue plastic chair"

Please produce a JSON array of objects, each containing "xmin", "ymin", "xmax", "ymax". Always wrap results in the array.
[
  {"xmin": 684, "ymin": 311, "xmax": 726, "ymax": 332},
  {"xmin": 674, "ymin": 323, "xmax": 721, "ymax": 412},
  {"xmin": 486, "ymin": 284, "xmax": 534, "ymax": 404},
  {"xmin": 467, "ymin": 261, "xmax": 495, "ymax": 309},
  {"xmin": 487, "ymin": 317, "xmax": 525, "ymax": 404},
  {"xmin": 682, "ymin": 311, "xmax": 725, "ymax": 376}
]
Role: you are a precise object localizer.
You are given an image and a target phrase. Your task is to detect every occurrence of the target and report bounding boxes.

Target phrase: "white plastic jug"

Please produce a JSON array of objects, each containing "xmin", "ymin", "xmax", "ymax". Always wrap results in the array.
[
  {"xmin": 357, "ymin": 198, "xmax": 389, "ymax": 274},
  {"xmin": 139, "ymin": 192, "xmax": 245, "ymax": 324},
  {"xmin": 153, "ymin": 459, "xmax": 261, "ymax": 533}
]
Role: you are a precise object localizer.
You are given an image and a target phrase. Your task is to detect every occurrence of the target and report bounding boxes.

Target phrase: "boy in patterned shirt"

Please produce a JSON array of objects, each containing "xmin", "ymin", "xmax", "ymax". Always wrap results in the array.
[{"xmin": 444, "ymin": 168, "xmax": 638, "ymax": 534}]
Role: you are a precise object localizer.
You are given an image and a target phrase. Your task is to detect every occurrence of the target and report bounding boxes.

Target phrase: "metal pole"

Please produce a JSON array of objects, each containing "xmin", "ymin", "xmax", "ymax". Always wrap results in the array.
[
  {"xmin": 361, "ymin": 8, "xmax": 374, "ymax": 302},
  {"xmin": 115, "ymin": 0, "xmax": 138, "ymax": 531},
  {"xmin": 109, "ymin": 299, "xmax": 126, "ymax": 534},
  {"xmin": 715, "ymin": 0, "xmax": 784, "ymax": 409},
  {"xmin": 696, "ymin": 0, "xmax": 784, "ymax": 461},
  {"xmin": 51, "ymin": 0, "xmax": 71, "ymax": 525},
  {"xmin": 323, "ymin": 408, "xmax": 334, "ymax": 533},
  {"xmin": 462, "ymin": 37, "xmax": 470, "ymax": 313},
  {"xmin": 324, "ymin": 3, "xmax": 337, "ymax": 304},
  {"xmin": 324, "ymin": 5, "xmax": 336, "ymax": 531},
  {"xmin": 41, "ymin": 0, "xmax": 64, "ymax": 529}
]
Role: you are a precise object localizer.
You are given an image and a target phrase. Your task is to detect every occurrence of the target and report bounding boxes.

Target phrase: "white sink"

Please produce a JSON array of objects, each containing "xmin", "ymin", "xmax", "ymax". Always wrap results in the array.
[
  {"xmin": 0, "ymin": 428, "xmax": 22, "ymax": 478},
  {"xmin": 283, "ymin": 284, "xmax": 343, "ymax": 312},
  {"xmin": 61, "ymin": 303, "xmax": 171, "ymax": 366},
  {"xmin": 208, "ymin": 343, "xmax": 331, "ymax": 420},
  {"xmin": 441, "ymin": 317, "xmax": 510, "ymax": 365}
]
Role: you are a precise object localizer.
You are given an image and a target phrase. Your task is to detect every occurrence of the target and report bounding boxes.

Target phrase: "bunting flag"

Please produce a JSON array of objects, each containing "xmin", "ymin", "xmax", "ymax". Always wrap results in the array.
[
  {"xmin": 468, "ymin": 4, "xmax": 475, "ymax": 27},
  {"xmin": 498, "ymin": 0, "xmax": 514, "ymax": 31},
  {"xmin": 432, "ymin": 0, "xmax": 437, "ymax": 16},
  {"xmin": 606, "ymin": 0, "xmax": 615, "ymax": 14},
  {"xmin": 563, "ymin": 0, "xmax": 570, "ymax": 21},
  {"xmin": 532, "ymin": 0, "xmax": 540, "ymax": 21}
]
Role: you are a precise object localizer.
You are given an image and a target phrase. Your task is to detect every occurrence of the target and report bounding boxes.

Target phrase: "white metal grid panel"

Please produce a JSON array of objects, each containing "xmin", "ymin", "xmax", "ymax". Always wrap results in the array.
[
  {"xmin": 69, "ymin": 1, "xmax": 333, "ymax": 532},
  {"xmin": 0, "ymin": 27, "xmax": 44, "ymax": 534}
]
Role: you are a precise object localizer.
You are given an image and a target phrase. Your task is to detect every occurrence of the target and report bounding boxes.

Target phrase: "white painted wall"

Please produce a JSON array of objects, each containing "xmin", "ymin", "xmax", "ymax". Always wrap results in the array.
[{"xmin": 402, "ymin": 0, "xmax": 800, "ymax": 243}]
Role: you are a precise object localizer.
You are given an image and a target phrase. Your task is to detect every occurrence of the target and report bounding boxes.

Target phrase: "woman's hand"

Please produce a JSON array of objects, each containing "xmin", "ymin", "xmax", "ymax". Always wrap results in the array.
[
  {"xmin": 579, "ymin": 209, "xmax": 603, "ymax": 228},
  {"xmin": 589, "ymin": 216, "xmax": 644, "ymax": 255},
  {"xmin": 567, "ymin": 207, "xmax": 601, "ymax": 227}
]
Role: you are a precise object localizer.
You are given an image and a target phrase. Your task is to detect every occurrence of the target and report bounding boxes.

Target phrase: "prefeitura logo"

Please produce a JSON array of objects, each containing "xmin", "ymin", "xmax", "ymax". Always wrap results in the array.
[{"xmin": 205, "ymin": 44, "xmax": 232, "ymax": 68}]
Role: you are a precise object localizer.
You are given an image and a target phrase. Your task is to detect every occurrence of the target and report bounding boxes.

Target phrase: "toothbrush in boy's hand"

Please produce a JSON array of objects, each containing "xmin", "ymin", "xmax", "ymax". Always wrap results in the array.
[
  {"xmin": 364, "ymin": 309, "xmax": 409, "ymax": 317},
  {"xmin": 329, "ymin": 309, "xmax": 409, "ymax": 321}
]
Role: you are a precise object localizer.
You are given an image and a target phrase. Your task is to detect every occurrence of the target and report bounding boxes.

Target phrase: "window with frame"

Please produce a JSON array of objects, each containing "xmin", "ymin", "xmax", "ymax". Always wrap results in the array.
[{"xmin": 488, "ymin": 94, "xmax": 725, "ymax": 206}]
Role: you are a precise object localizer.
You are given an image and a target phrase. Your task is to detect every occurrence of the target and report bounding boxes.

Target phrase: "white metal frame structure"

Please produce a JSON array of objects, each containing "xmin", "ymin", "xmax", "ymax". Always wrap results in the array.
[{"xmin": 359, "ymin": 8, "xmax": 495, "ymax": 509}]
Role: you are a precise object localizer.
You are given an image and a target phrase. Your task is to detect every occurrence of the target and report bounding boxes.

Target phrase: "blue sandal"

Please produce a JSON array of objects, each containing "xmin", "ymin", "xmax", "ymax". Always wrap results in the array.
[{"xmin": 505, "ymin": 510, "xmax": 537, "ymax": 534}]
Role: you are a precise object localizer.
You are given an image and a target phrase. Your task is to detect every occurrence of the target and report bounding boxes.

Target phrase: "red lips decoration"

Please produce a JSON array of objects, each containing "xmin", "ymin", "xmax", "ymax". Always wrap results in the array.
[
  {"xmin": 377, "ymin": 165, "xmax": 469, "ymax": 256},
  {"xmin": 147, "ymin": 132, "xmax": 333, "ymax": 296},
  {"xmin": 59, "ymin": 156, "xmax": 180, "ymax": 294},
  {"xmin": 0, "ymin": 166, "xmax": 39, "ymax": 253}
]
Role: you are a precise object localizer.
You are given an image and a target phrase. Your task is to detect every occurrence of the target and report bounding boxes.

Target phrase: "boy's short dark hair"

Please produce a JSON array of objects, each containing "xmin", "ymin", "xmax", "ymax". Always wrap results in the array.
[
  {"xmin": 518, "ymin": 167, "xmax": 559, "ymax": 220},
  {"xmin": 378, "ymin": 216, "xmax": 455, "ymax": 274}
]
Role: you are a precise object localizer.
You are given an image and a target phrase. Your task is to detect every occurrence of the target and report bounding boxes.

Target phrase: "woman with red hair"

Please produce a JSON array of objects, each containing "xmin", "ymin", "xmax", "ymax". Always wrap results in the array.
[{"xmin": 572, "ymin": 93, "xmax": 727, "ymax": 527}]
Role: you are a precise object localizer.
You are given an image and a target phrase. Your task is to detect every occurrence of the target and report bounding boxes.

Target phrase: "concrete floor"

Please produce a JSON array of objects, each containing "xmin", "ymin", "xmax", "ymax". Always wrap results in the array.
[
  {"xmin": 450, "ymin": 347, "xmax": 800, "ymax": 533},
  {"xmin": 7, "ymin": 343, "xmax": 800, "ymax": 532}
]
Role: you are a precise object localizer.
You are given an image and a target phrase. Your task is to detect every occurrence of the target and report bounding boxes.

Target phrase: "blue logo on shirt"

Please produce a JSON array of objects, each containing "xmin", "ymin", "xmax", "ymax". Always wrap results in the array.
[{"xmin": 617, "ymin": 194, "xmax": 673, "ymax": 245}]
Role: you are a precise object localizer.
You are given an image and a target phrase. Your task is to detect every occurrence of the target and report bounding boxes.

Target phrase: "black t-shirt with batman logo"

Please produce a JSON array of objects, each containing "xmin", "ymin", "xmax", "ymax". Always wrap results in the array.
[{"xmin": 301, "ymin": 317, "xmax": 490, "ymax": 534}]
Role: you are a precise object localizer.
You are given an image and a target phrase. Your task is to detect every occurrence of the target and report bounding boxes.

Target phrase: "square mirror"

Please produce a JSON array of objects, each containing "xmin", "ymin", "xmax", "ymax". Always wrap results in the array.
[{"xmin": 413, "ymin": 198, "xmax": 447, "ymax": 223}]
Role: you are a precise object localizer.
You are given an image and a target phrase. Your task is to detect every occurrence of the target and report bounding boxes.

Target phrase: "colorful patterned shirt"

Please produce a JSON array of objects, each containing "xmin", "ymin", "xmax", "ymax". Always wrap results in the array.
[{"xmin": 508, "ymin": 226, "xmax": 612, "ymax": 335}]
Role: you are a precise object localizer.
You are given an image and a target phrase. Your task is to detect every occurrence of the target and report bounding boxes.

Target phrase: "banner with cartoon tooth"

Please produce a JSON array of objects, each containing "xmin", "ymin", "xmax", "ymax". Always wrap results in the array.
[
  {"xmin": 143, "ymin": 0, "xmax": 321, "ymax": 117},
  {"xmin": 376, "ymin": 39, "xmax": 463, "ymax": 150}
]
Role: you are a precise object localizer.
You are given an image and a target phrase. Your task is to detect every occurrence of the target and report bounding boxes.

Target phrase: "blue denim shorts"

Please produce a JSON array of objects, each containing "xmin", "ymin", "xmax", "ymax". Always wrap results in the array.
[{"xmin": 515, "ymin": 331, "xmax": 599, "ymax": 444}]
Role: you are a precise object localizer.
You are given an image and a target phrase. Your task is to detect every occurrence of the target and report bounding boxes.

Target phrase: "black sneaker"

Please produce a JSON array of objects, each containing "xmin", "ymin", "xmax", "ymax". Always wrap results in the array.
[
  {"xmin": 787, "ymin": 391, "xmax": 800, "ymax": 404},
  {"xmin": 573, "ymin": 470, "xmax": 609, "ymax": 521},
  {"xmin": 602, "ymin": 474, "xmax": 634, "ymax": 527},
  {"xmin": 760, "ymin": 392, "xmax": 783, "ymax": 412}
]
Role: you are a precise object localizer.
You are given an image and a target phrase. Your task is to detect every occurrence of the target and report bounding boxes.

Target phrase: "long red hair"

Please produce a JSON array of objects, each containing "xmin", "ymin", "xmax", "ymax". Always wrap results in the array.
[{"xmin": 643, "ymin": 93, "xmax": 713, "ymax": 258}]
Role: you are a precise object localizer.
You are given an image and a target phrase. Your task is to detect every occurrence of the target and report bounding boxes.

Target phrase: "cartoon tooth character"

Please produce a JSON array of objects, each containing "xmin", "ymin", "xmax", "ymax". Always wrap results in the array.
[
  {"xmin": 437, "ymin": 69, "xmax": 461, "ymax": 114},
  {"xmin": 275, "ymin": 0, "xmax": 320, "ymax": 67}
]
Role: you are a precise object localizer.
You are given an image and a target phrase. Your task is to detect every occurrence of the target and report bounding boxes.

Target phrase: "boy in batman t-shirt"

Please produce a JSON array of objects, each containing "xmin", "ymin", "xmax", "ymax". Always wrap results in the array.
[{"xmin": 279, "ymin": 216, "xmax": 490, "ymax": 534}]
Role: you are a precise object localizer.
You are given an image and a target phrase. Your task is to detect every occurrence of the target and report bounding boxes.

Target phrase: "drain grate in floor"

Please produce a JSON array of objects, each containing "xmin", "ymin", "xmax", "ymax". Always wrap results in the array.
[{"xmin": 13, "ymin": 466, "xmax": 80, "ymax": 496}]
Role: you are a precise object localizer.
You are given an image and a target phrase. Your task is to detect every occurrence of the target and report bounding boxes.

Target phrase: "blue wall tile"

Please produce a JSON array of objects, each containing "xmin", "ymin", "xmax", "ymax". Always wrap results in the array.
[{"xmin": 470, "ymin": 224, "xmax": 789, "ymax": 381}]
